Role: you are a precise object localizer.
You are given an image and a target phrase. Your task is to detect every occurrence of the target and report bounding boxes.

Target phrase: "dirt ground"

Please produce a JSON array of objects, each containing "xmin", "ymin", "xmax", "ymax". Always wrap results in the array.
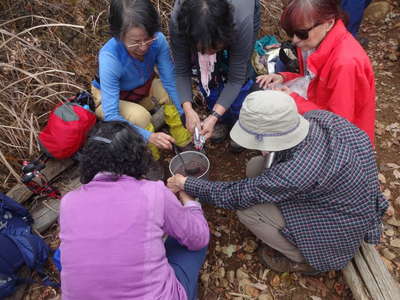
[{"xmin": 1, "ymin": 0, "xmax": 400, "ymax": 299}]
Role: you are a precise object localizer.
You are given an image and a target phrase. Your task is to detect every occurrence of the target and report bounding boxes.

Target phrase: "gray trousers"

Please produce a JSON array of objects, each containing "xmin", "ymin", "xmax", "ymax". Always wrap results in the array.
[{"xmin": 236, "ymin": 155, "xmax": 306, "ymax": 263}]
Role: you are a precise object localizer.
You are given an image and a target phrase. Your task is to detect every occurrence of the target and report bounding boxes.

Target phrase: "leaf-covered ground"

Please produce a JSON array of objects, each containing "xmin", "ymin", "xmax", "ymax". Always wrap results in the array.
[{"xmin": 1, "ymin": 0, "xmax": 399, "ymax": 299}]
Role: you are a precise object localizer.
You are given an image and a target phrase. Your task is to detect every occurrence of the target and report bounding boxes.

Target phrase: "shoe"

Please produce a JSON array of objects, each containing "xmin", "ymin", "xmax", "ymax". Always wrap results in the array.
[
  {"xmin": 210, "ymin": 123, "xmax": 228, "ymax": 143},
  {"xmin": 229, "ymin": 139, "xmax": 245, "ymax": 153},
  {"xmin": 258, "ymin": 245, "xmax": 319, "ymax": 275},
  {"xmin": 144, "ymin": 160, "xmax": 165, "ymax": 181}
]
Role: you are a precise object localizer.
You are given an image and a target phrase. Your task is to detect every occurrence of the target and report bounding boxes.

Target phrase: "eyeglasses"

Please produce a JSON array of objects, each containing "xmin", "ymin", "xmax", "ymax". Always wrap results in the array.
[
  {"xmin": 127, "ymin": 37, "xmax": 158, "ymax": 48},
  {"xmin": 287, "ymin": 23, "xmax": 321, "ymax": 40}
]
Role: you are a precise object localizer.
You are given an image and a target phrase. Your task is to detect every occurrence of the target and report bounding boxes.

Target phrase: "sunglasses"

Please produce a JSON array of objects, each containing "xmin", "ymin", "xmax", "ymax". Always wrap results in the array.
[{"xmin": 287, "ymin": 23, "xmax": 321, "ymax": 40}]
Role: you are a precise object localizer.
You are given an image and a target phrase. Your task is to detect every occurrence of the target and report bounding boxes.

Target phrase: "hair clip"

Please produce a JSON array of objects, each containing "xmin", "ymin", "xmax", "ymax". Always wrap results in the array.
[{"xmin": 92, "ymin": 136, "xmax": 112, "ymax": 144}]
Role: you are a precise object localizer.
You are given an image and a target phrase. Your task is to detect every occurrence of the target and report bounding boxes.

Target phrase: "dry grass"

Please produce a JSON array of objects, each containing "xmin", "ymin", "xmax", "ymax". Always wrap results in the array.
[
  {"xmin": 0, "ymin": 0, "xmax": 284, "ymax": 192},
  {"xmin": 0, "ymin": 0, "xmax": 109, "ymax": 191},
  {"xmin": 0, "ymin": 17, "xmax": 86, "ymax": 188}
]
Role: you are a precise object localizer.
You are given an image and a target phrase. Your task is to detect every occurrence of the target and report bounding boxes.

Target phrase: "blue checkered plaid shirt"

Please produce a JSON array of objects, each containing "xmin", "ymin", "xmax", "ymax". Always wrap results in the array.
[{"xmin": 185, "ymin": 110, "xmax": 387, "ymax": 271}]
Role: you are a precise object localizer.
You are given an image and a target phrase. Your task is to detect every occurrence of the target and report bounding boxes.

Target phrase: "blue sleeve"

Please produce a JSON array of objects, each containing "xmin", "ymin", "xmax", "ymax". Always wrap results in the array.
[
  {"xmin": 155, "ymin": 33, "xmax": 184, "ymax": 115},
  {"xmin": 99, "ymin": 51, "xmax": 152, "ymax": 141}
]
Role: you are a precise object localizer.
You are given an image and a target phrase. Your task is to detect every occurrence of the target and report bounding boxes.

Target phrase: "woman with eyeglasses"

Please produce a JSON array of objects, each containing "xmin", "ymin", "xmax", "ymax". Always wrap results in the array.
[
  {"xmin": 91, "ymin": 0, "xmax": 192, "ymax": 168},
  {"xmin": 60, "ymin": 121, "xmax": 209, "ymax": 300},
  {"xmin": 256, "ymin": 0, "xmax": 375, "ymax": 145}
]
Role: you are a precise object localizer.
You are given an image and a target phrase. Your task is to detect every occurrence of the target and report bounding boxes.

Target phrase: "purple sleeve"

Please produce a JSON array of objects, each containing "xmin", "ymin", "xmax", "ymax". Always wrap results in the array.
[{"xmin": 162, "ymin": 187, "xmax": 210, "ymax": 251}]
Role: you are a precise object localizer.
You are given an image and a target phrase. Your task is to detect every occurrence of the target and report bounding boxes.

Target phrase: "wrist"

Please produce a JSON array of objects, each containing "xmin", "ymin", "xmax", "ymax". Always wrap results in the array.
[
  {"xmin": 208, "ymin": 115, "xmax": 219, "ymax": 123},
  {"xmin": 182, "ymin": 102, "xmax": 193, "ymax": 112},
  {"xmin": 148, "ymin": 132, "xmax": 155, "ymax": 141},
  {"xmin": 180, "ymin": 177, "xmax": 187, "ymax": 190},
  {"xmin": 210, "ymin": 110, "xmax": 222, "ymax": 120},
  {"xmin": 178, "ymin": 190, "xmax": 191, "ymax": 203}
]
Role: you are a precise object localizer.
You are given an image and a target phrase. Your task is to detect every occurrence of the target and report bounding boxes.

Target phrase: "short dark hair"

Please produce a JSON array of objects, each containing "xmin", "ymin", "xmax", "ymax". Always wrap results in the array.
[
  {"xmin": 177, "ymin": 0, "xmax": 234, "ymax": 53},
  {"xmin": 108, "ymin": 0, "xmax": 160, "ymax": 39},
  {"xmin": 281, "ymin": 0, "xmax": 346, "ymax": 35},
  {"xmin": 78, "ymin": 121, "xmax": 151, "ymax": 184}
]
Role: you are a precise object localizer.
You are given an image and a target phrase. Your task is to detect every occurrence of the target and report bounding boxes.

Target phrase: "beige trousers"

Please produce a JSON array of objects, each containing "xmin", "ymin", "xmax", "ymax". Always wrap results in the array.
[
  {"xmin": 92, "ymin": 78, "xmax": 169, "ymax": 129},
  {"xmin": 236, "ymin": 155, "xmax": 306, "ymax": 263}
]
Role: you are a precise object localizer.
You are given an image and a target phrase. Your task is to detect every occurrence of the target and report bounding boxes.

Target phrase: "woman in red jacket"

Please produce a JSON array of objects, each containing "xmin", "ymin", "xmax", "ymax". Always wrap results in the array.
[{"xmin": 257, "ymin": 0, "xmax": 375, "ymax": 145}]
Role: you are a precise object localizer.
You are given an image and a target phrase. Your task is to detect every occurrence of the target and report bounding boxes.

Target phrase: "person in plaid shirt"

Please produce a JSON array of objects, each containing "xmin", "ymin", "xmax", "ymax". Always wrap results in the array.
[{"xmin": 168, "ymin": 90, "xmax": 387, "ymax": 273}]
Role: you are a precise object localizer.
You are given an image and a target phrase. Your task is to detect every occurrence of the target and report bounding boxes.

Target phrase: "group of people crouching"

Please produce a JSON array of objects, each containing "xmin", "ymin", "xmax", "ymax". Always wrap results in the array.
[{"xmin": 59, "ymin": 0, "xmax": 387, "ymax": 299}]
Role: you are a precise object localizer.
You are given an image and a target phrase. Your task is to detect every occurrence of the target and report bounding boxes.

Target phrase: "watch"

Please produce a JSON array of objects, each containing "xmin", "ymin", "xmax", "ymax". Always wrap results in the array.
[{"xmin": 211, "ymin": 110, "xmax": 222, "ymax": 120}]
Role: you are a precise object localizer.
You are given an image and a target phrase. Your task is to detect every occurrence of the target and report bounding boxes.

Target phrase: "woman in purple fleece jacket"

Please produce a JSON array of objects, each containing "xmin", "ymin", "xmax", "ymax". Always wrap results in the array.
[{"xmin": 59, "ymin": 121, "xmax": 209, "ymax": 300}]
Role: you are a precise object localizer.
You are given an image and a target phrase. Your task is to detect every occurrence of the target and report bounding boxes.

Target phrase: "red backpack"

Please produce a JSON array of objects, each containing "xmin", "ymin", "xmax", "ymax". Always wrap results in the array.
[{"xmin": 38, "ymin": 92, "xmax": 97, "ymax": 159}]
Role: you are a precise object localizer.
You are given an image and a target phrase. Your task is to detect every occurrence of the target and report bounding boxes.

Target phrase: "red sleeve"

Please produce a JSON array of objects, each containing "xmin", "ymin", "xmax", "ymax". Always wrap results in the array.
[
  {"xmin": 325, "ymin": 62, "xmax": 375, "ymax": 145},
  {"xmin": 293, "ymin": 63, "xmax": 356, "ymax": 122},
  {"xmin": 323, "ymin": 63, "xmax": 356, "ymax": 123},
  {"xmin": 290, "ymin": 92, "xmax": 322, "ymax": 114},
  {"xmin": 279, "ymin": 72, "xmax": 302, "ymax": 82}
]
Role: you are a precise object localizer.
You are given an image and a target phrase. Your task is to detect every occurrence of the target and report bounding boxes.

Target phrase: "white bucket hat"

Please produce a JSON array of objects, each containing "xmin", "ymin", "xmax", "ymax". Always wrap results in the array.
[{"xmin": 230, "ymin": 90, "xmax": 310, "ymax": 152}]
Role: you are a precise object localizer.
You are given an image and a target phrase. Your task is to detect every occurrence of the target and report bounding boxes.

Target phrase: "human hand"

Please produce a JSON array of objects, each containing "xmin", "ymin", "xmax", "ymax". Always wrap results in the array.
[
  {"xmin": 273, "ymin": 85, "xmax": 292, "ymax": 95},
  {"xmin": 256, "ymin": 74, "xmax": 284, "ymax": 89},
  {"xmin": 148, "ymin": 132, "xmax": 175, "ymax": 150},
  {"xmin": 183, "ymin": 106, "xmax": 201, "ymax": 134},
  {"xmin": 167, "ymin": 174, "xmax": 187, "ymax": 193},
  {"xmin": 200, "ymin": 114, "xmax": 218, "ymax": 140},
  {"xmin": 178, "ymin": 191, "xmax": 194, "ymax": 205}
]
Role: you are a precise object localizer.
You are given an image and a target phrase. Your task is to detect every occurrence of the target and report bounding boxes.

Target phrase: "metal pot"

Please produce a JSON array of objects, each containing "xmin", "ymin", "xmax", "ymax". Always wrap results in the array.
[{"xmin": 169, "ymin": 151, "xmax": 210, "ymax": 179}]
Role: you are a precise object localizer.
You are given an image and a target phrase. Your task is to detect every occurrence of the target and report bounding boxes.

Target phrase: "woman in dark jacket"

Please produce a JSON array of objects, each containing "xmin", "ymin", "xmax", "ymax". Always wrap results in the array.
[{"xmin": 170, "ymin": 0, "xmax": 260, "ymax": 145}]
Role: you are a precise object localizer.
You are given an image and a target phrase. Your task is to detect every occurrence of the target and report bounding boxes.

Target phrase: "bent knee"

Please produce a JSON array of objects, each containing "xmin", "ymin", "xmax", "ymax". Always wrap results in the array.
[
  {"xmin": 246, "ymin": 156, "xmax": 266, "ymax": 178},
  {"xmin": 237, "ymin": 208, "xmax": 259, "ymax": 226},
  {"xmin": 95, "ymin": 102, "xmax": 152, "ymax": 129},
  {"xmin": 119, "ymin": 101, "xmax": 152, "ymax": 128}
]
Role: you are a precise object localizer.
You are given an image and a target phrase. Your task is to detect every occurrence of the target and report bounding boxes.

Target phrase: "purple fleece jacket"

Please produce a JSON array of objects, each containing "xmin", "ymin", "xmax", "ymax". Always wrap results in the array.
[{"xmin": 60, "ymin": 173, "xmax": 209, "ymax": 300}]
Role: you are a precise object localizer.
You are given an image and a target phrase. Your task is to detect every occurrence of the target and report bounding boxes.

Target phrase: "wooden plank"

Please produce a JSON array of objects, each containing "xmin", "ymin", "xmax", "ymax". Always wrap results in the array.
[
  {"xmin": 32, "ymin": 198, "xmax": 60, "ymax": 233},
  {"xmin": 6, "ymin": 158, "xmax": 75, "ymax": 204},
  {"xmin": 32, "ymin": 176, "xmax": 81, "ymax": 233},
  {"xmin": 360, "ymin": 242, "xmax": 400, "ymax": 299},
  {"xmin": 5, "ymin": 184, "xmax": 32, "ymax": 204},
  {"xmin": 342, "ymin": 261, "xmax": 371, "ymax": 300},
  {"xmin": 344, "ymin": 243, "xmax": 400, "ymax": 300},
  {"xmin": 352, "ymin": 247, "xmax": 384, "ymax": 299}
]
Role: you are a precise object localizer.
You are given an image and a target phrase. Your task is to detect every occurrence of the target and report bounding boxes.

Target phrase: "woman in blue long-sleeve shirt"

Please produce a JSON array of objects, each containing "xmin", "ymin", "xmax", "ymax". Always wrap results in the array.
[{"xmin": 92, "ymin": 0, "xmax": 191, "ymax": 160}]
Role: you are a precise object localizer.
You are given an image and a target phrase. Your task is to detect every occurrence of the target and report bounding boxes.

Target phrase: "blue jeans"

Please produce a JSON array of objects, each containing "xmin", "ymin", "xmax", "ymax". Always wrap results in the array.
[
  {"xmin": 200, "ymin": 79, "xmax": 254, "ymax": 127},
  {"xmin": 165, "ymin": 237, "xmax": 207, "ymax": 300},
  {"xmin": 341, "ymin": 0, "xmax": 372, "ymax": 36}
]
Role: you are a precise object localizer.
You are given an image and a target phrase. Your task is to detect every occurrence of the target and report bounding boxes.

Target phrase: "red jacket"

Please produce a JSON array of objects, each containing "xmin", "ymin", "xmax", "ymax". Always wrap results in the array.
[{"xmin": 280, "ymin": 20, "xmax": 375, "ymax": 145}]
